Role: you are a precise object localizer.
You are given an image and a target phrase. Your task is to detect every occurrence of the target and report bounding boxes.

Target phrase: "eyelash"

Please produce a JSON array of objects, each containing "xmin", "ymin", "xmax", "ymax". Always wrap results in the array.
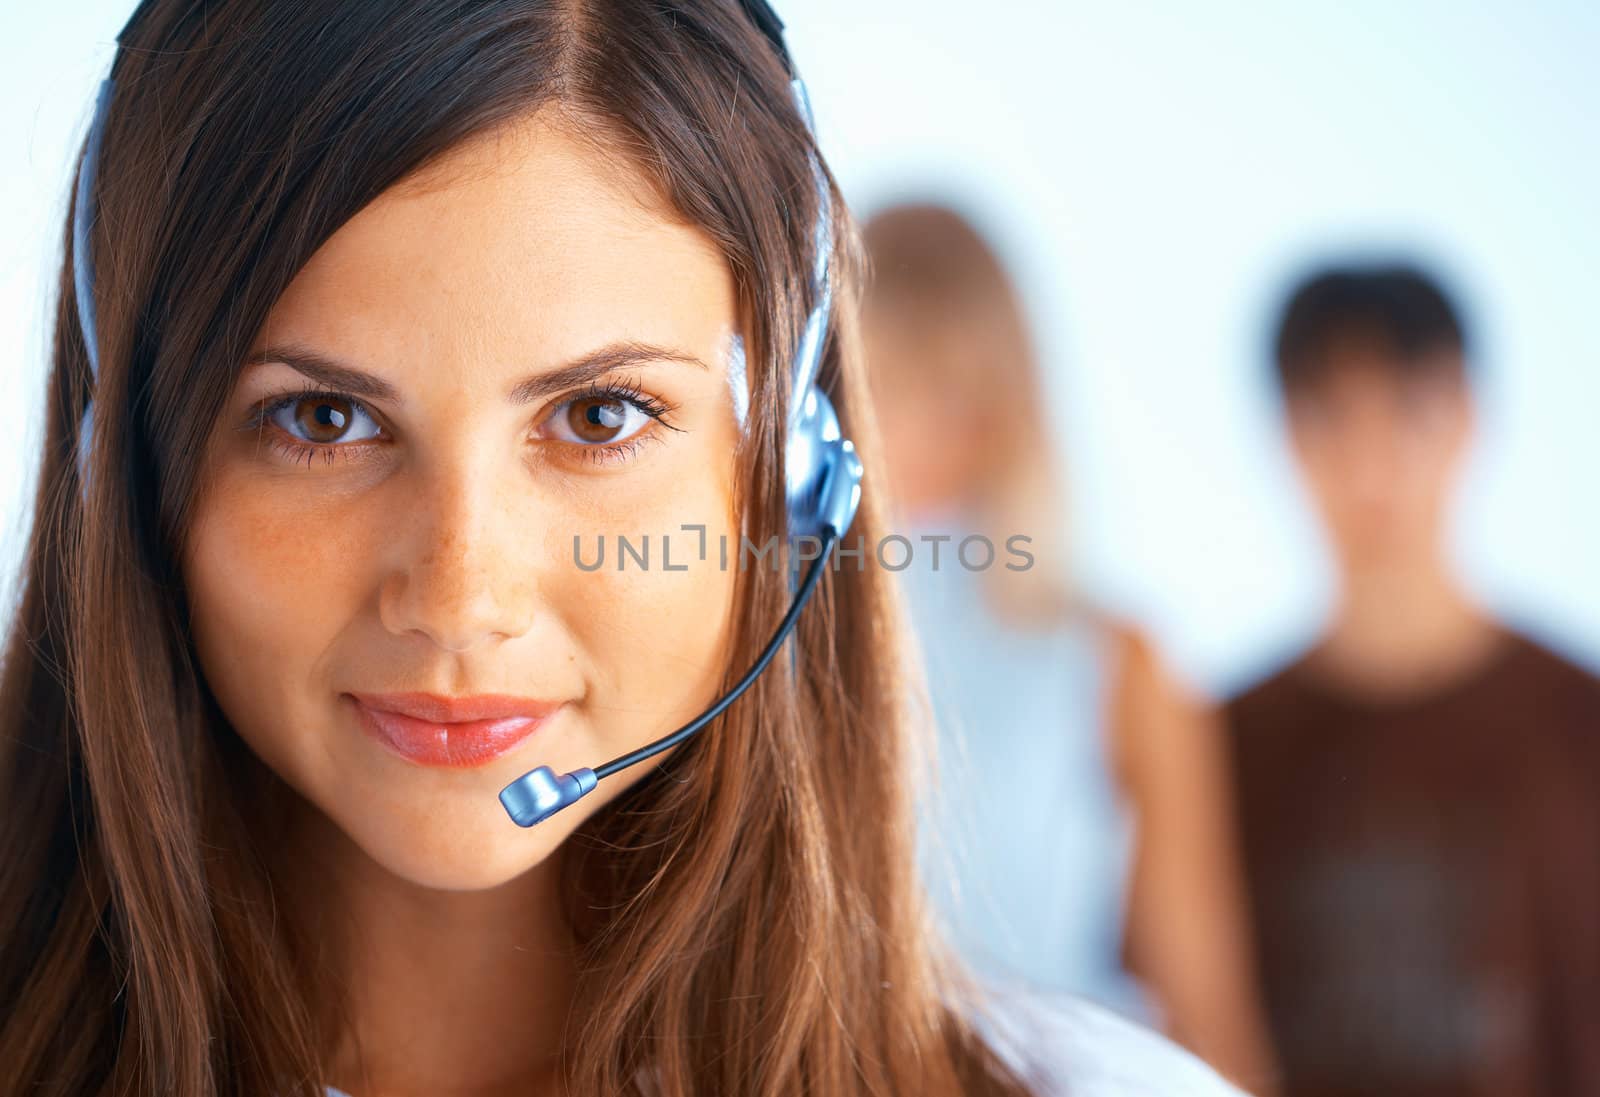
[{"xmin": 243, "ymin": 378, "xmax": 679, "ymax": 470}]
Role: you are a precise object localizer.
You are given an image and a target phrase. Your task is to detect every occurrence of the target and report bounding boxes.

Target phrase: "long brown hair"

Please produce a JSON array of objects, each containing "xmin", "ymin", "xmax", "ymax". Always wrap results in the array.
[{"xmin": 0, "ymin": 2, "xmax": 1038, "ymax": 1094}]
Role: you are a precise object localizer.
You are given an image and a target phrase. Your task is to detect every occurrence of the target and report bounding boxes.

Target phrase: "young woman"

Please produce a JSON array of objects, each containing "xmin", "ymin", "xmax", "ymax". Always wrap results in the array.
[
  {"xmin": 0, "ymin": 2, "xmax": 1245, "ymax": 1095},
  {"xmin": 860, "ymin": 203, "xmax": 1279, "ymax": 1093}
]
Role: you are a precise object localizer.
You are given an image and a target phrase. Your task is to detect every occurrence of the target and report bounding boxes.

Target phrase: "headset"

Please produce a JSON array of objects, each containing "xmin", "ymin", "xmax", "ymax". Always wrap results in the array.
[{"xmin": 69, "ymin": 0, "xmax": 863, "ymax": 828}]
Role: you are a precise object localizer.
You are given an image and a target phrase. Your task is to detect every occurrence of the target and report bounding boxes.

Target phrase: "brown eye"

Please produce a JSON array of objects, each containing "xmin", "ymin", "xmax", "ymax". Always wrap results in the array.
[
  {"xmin": 539, "ymin": 386, "xmax": 662, "ymax": 451},
  {"xmin": 293, "ymin": 395, "xmax": 355, "ymax": 443},
  {"xmin": 265, "ymin": 391, "xmax": 381, "ymax": 446},
  {"xmin": 564, "ymin": 397, "xmax": 630, "ymax": 443}
]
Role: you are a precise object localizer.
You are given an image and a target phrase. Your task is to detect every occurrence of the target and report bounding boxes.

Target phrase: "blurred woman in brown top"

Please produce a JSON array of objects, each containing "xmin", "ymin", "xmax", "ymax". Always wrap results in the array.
[{"xmin": 1225, "ymin": 262, "xmax": 1600, "ymax": 1097}]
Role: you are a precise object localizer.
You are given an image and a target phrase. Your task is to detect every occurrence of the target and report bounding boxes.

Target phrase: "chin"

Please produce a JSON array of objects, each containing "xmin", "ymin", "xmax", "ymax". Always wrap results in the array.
[
  {"xmin": 383, "ymin": 848, "xmax": 555, "ymax": 894},
  {"xmin": 321, "ymin": 783, "xmax": 574, "ymax": 893}
]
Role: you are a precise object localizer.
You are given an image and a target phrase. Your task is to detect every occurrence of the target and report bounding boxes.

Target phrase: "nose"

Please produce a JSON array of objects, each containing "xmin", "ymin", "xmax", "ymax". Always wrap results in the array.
[
  {"xmin": 378, "ymin": 457, "xmax": 539, "ymax": 652},
  {"xmin": 1343, "ymin": 416, "xmax": 1406, "ymax": 503}
]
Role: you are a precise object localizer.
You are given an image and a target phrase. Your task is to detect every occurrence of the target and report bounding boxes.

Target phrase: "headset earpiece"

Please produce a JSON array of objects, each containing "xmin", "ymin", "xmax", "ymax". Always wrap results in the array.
[{"xmin": 786, "ymin": 386, "xmax": 862, "ymax": 542}]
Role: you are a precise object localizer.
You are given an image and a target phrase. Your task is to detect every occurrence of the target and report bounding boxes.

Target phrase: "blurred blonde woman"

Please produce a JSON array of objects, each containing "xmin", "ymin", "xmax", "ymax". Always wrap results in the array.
[{"xmin": 861, "ymin": 201, "xmax": 1280, "ymax": 1094}]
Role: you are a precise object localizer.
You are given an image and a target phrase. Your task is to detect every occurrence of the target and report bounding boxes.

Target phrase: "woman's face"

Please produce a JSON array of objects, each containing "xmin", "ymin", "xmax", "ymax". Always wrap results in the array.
[
  {"xmin": 183, "ymin": 109, "xmax": 745, "ymax": 891},
  {"xmin": 861, "ymin": 307, "xmax": 989, "ymax": 517}
]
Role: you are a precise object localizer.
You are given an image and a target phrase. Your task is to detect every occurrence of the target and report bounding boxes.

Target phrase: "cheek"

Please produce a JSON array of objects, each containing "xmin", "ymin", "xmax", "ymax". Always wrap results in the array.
[
  {"xmin": 1398, "ymin": 433, "xmax": 1463, "ymax": 500},
  {"xmin": 189, "ymin": 472, "xmax": 377, "ymax": 635},
  {"xmin": 554, "ymin": 452, "xmax": 742, "ymax": 749},
  {"xmin": 878, "ymin": 394, "xmax": 966, "ymax": 481},
  {"xmin": 184, "ymin": 473, "xmax": 374, "ymax": 765}
]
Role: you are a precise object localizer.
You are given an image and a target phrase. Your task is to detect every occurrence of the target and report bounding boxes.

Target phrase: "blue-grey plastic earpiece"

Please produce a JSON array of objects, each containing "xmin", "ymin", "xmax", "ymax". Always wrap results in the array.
[
  {"xmin": 820, "ymin": 436, "xmax": 863, "ymax": 545},
  {"xmin": 787, "ymin": 386, "xmax": 862, "ymax": 543}
]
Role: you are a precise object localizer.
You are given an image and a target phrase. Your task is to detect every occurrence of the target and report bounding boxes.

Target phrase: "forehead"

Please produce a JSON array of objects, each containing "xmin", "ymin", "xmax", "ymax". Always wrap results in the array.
[
  {"xmin": 258, "ymin": 107, "xmax": 736, "ymax": 367},
  {"xmin": 1289, "ymin": 351, "xmax": 1465, "ymax": 406}
]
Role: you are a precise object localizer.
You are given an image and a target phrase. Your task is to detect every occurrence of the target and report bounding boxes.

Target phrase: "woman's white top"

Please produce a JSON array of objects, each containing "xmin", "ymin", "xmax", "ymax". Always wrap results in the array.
[
  {"xmin": 977, "ymin": 983, "xmax": 1249, "ymax": 1094},
  {"xmin": 895, "ymin": 521, "xmax": 1147, "ymax": 1021},
  {"xmin": 321, "ymin": 987, "xmax": 1246, "ymax": 1096}
]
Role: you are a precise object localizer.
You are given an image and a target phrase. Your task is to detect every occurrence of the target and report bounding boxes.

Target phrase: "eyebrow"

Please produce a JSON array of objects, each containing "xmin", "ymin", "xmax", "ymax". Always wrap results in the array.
[{"xmin": 242, "ymin": 339, "xmax": 713, "ymax": 404}]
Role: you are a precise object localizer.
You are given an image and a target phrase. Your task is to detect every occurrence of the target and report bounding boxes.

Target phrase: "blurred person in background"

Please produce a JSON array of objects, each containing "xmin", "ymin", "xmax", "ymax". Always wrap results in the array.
[
  {"xmin": 860, "ymin": 201, "xmax": 1280, "ymax": 1093},
  {"xmin": 1225, "ymin": 262, "xmax": 1600, "ymax": 1097}
]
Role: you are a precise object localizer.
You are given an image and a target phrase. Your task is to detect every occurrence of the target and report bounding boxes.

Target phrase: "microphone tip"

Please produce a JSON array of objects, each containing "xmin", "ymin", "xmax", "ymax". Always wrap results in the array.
[{"xmin": 499, "ymin": 765, "xmax": 597, "ymax": 827}]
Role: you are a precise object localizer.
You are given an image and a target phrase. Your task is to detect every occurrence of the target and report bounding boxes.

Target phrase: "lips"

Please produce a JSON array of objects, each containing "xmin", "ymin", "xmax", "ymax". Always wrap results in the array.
[{"xmin": 347, "ymin": 691, "xmax": 563, "ymax": 768}]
